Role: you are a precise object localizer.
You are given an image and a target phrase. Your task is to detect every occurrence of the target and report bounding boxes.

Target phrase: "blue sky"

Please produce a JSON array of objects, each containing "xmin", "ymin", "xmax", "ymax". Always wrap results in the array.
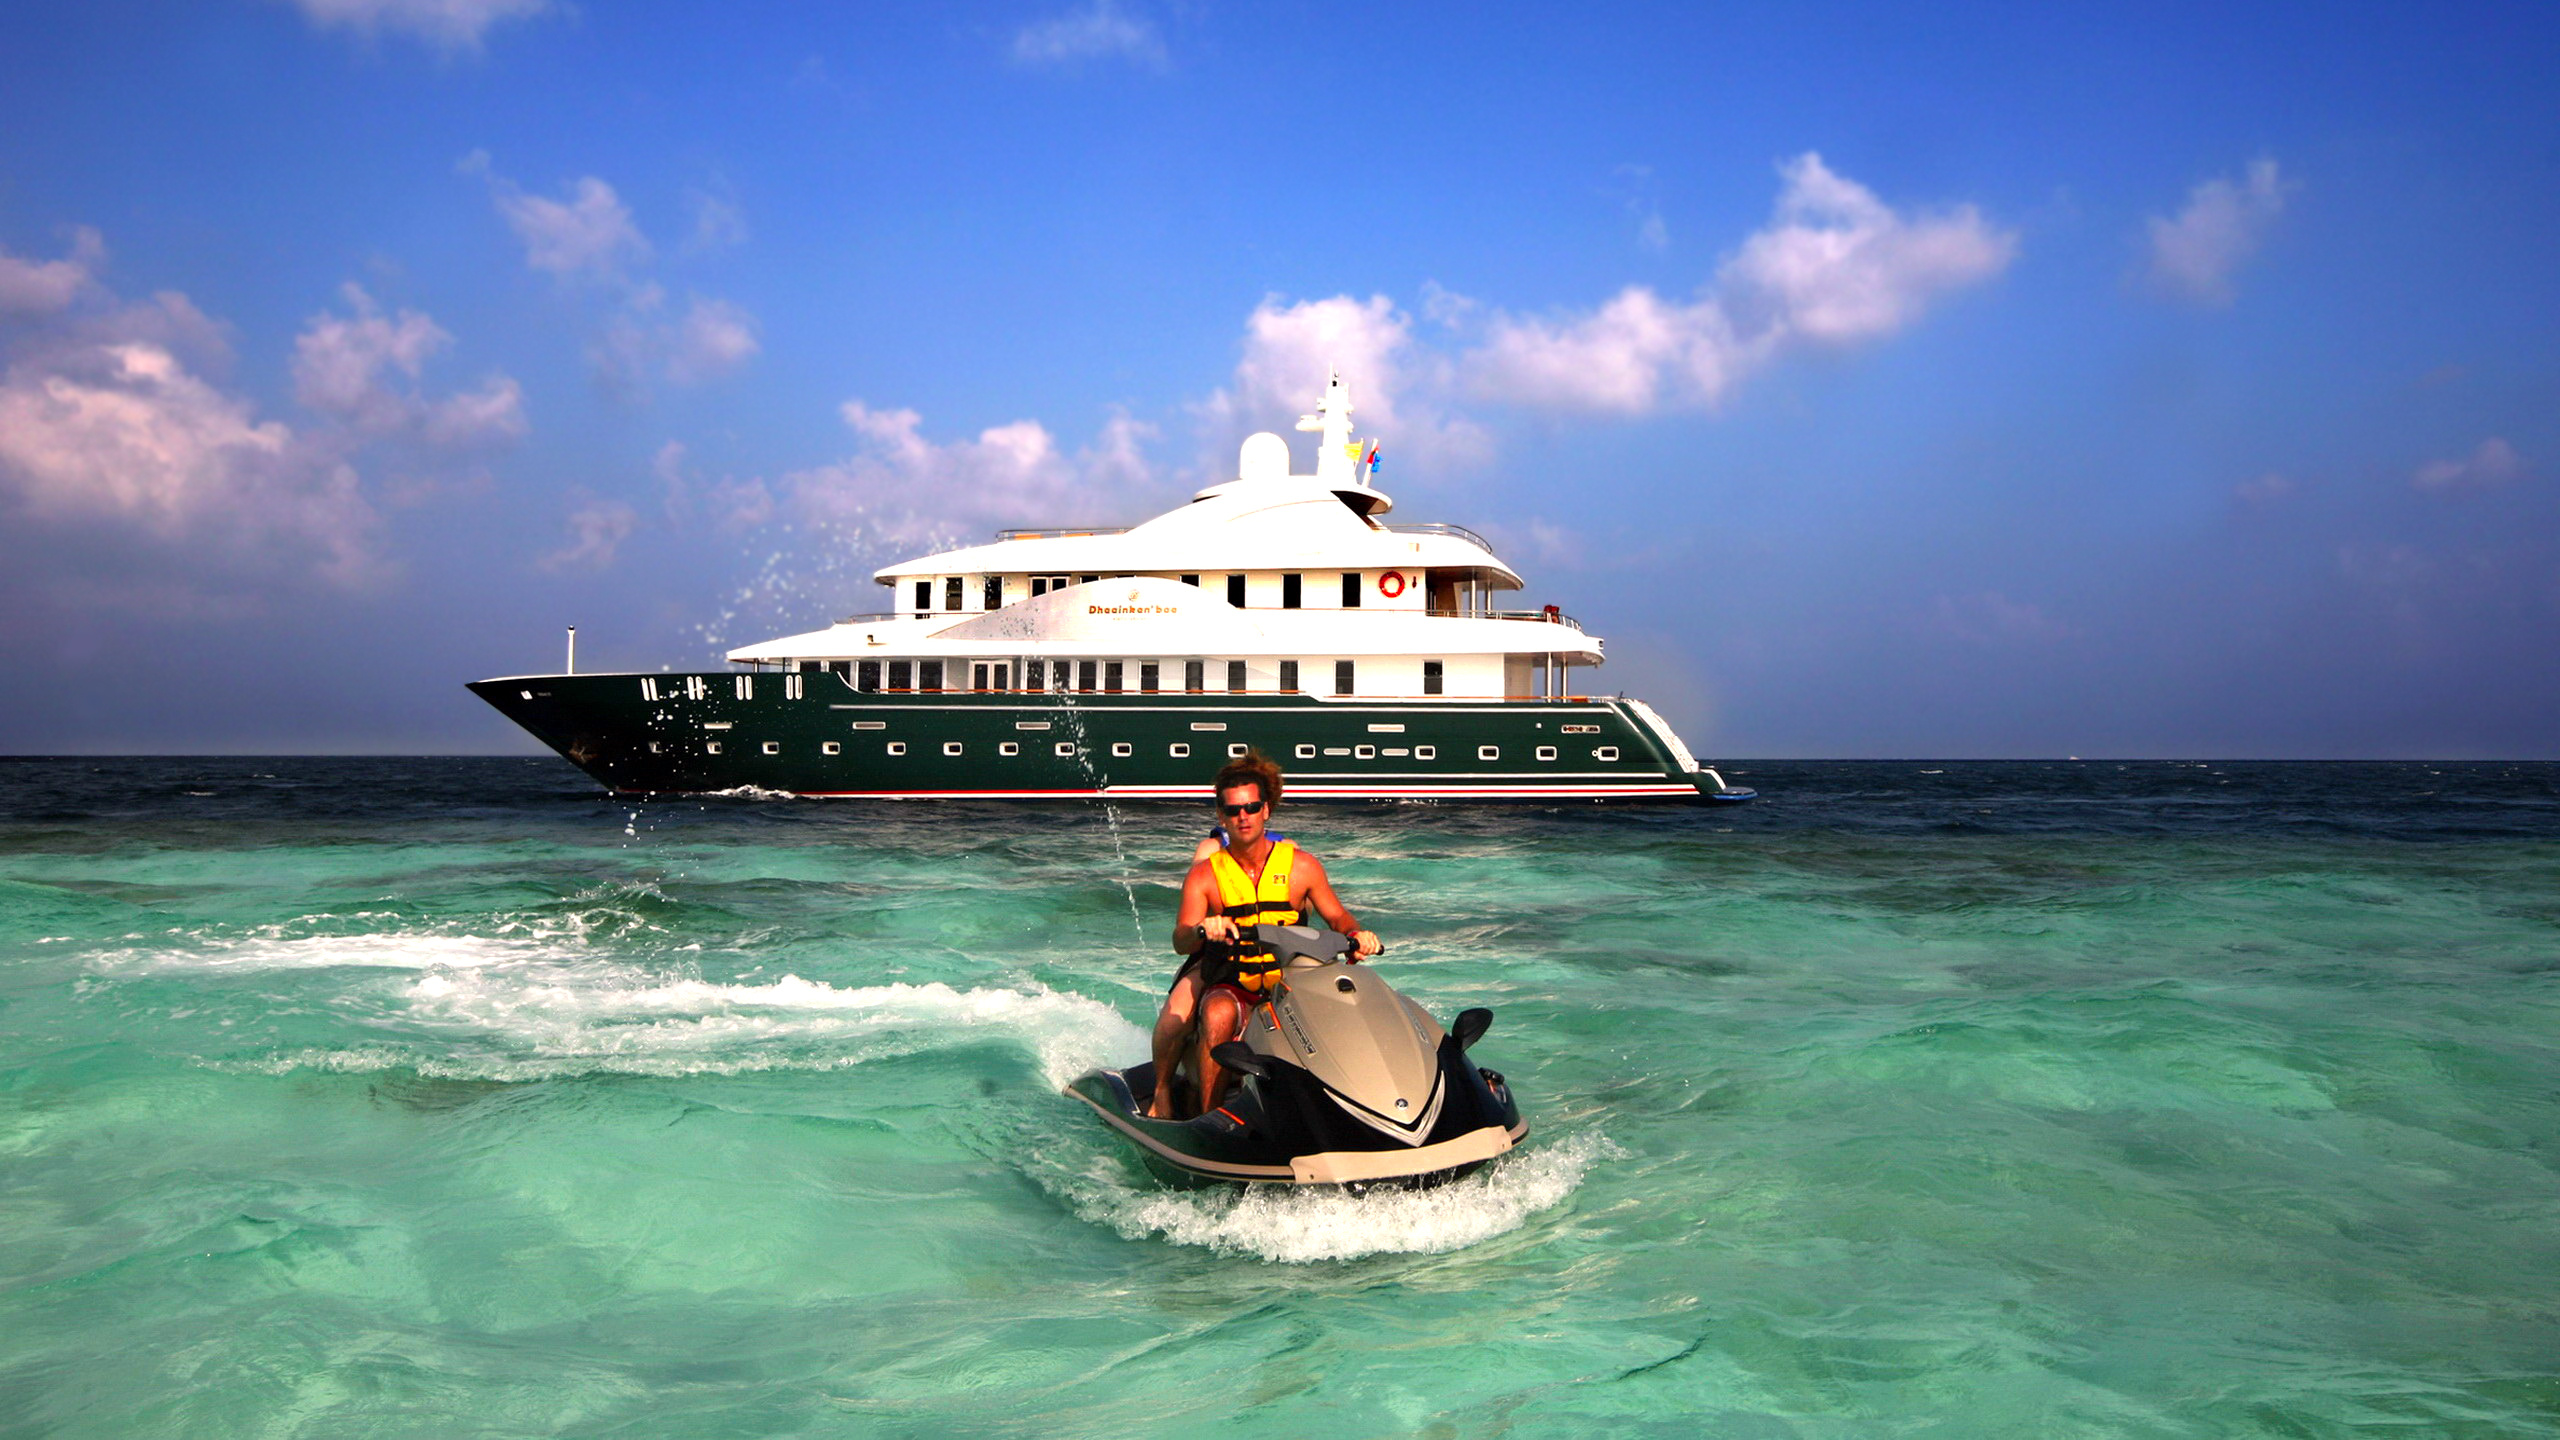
[{"xmin": 1, "ymin": 1, "xmax": 2553, "ymax": 757}]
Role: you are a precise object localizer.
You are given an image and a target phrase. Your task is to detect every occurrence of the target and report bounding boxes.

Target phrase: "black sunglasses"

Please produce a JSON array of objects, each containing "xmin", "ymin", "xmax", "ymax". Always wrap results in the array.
[{"xmin": 1220, "ymin": 800, "xmax": 1266, "ymax": 817}]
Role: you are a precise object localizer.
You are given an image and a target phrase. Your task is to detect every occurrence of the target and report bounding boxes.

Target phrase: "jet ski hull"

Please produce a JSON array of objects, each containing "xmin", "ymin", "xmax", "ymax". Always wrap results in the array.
[{"xmin": 1067, "ymin": 1046, "xmax": 1526, "ymax": 1189}]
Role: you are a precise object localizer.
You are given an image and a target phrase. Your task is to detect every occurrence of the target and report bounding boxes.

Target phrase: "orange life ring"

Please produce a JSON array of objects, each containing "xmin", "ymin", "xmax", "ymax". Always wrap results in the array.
[{"xmin": 1378, "ymin": 570, "xmax": 1407, "ymax": 598}]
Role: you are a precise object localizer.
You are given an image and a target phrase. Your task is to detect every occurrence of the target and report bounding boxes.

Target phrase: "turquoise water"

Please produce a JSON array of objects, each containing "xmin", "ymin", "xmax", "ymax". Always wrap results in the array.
[{"xmin": 2, "ymin": 759, "xmax": 2556, "ymax": 1437}]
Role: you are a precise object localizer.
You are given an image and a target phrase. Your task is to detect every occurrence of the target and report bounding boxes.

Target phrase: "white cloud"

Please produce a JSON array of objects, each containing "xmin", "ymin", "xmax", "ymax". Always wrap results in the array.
[
  {"xmin": 0, "ymin": 229, "xmax": 102, "ymax": 315},
  {"xmin": 286, "ymin": 0, "xmax": 548, "ymax": 50},
  {"xmin": 683, "ymin": 189, "xmax": 749, "ymax": 256},
  {"xmin": 1459, "ymin": 153, "xmax": 2014, "ymax": 413},
  {"xmin": 2413, "ymin": 437, "xmax": 2525, "ymax": 493},
  {"xmin": 2144, "ymin": 158, "xmax": 2292, "ymax": 307},
  {"xmin": 0, "ymin": 340, "xmax": 382, "ymax": 590},
  {"xmin": 667, "ymin": 297, "xmax": 761, "ymax": 383},
  {"xmin": 538, "ymin": 497, "xmax": 638, "ymax": 572},
  {"xmin": 778, "ymin": 400, "xmax": 1166, "ymax": 551},
  {"xmin": 1196, "ymin": 293, "xmax": 1489, "ymax": 478},
  {"xmin": 0, "ymin": 228, "xmax": 526, "ymax": 606},
  {"xmin": 463, "ymin": 155, "xmax": 649, "ymax": 281},
  {"xmin": 291, "ymin": 284, "xmax": 526, "ymax": 446},
  {"xmin": 464, "ymin": 155, "xmax": 757, "ymax": 394},
  {"xmin": 1010, "ymin": 0, "xmax": 1167, "ymax": 68}
]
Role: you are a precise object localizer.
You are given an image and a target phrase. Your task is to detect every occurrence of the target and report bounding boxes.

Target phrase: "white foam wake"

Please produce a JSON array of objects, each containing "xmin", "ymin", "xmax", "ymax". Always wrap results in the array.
[
  {"xmin": 1069, "ymin": 1131, "xmax": 1618, "ymax": 1263},
  {"xmin": 394, "ymin": 967, "xmax": 1141, "ymax": 1085}
]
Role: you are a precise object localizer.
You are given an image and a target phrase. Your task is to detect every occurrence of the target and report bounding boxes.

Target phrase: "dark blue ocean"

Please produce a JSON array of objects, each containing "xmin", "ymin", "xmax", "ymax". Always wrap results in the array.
[{"xmin": 2, "ymin": 759, "xmax": 2556, "ymax": 1437}]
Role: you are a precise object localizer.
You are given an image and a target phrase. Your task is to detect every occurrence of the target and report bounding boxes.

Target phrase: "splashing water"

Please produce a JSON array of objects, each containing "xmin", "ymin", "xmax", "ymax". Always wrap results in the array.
[{"xmin": 1050, "ymin": 680, "xmax": 1148, "ymax": 944}]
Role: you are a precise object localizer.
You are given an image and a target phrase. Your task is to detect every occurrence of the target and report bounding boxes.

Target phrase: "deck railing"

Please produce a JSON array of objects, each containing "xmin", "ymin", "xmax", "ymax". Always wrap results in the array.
[{"xmin": 1383, "ymin": 521, "xmax": 1493, "ymax": 550}]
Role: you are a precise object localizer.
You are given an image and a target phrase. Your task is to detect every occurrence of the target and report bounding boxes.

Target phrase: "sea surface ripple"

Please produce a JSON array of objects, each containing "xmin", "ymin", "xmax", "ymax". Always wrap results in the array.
[{"xmin": 1, "ymin": 758, "xmax": 2555, "ymax": 1437}]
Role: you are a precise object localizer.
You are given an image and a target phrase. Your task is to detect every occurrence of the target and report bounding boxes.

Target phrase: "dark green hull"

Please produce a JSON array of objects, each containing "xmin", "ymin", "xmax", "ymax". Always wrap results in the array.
[{"xmin": 469, "ymin": 672, "xmax": 1729, "ymax": 802}]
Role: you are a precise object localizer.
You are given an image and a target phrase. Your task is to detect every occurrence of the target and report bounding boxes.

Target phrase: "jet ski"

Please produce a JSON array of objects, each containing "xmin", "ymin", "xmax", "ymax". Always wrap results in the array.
[{"xmin": 1066, "ymin": 925, "xmax": 1526, "ymax": 1188}]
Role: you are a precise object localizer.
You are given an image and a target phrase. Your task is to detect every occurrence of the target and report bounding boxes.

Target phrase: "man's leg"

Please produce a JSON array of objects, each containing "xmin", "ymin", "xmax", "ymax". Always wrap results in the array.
[
  {"xmin": 1147, "ymin": 971, "xmax": 1201, "ymax": 1119},
  {"xmin": 1192, "ymin": 988, "xmax": 1245, "ymax": 1117}
]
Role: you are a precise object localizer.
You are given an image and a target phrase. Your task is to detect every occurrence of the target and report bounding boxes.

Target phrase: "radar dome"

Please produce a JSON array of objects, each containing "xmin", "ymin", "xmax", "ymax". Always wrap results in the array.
[{"xmin": 1238, "ymin": 431, "xmax": 1292, "ymax": 484}]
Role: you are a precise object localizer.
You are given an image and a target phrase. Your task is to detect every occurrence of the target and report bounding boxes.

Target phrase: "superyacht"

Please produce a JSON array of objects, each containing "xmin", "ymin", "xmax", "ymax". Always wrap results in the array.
[{"xmin": 469, "ymin": 372, "xmax": 1751, "ymax": 803}]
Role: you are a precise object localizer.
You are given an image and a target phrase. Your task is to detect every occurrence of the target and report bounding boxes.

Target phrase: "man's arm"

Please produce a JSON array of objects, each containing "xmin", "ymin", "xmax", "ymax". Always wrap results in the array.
[
  {"xmin": 1294, "ymin": 851, "xmax": 1380, "ymax": 957},
  {"xmin": 1170, "ymin": 859, "xmax": 1233, "ymax": 955}
]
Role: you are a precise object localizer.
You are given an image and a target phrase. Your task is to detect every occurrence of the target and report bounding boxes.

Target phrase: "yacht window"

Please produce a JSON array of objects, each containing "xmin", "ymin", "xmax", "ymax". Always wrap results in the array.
[
  {"xmin": 888, "ymin": 661, "xmax": 912, "ymax": 691},
  {"xmin": 1341, "ymin": 573, "xmax": 1361, "ymax": 608},
  {"xmin": 1024, "ymin": 660, "xmax": 1045, "ymax": 691},
  {"xmin": 1595, "ymin": 747, "xmax": 1619, "ymax": 761},
  {"xmin": 971, "ymin": 662, "xmax": 991, "ymax": 691},
  {"xmin": 1416, "ymin": 745, "xmax": 1435, "ymax": 760},
  {"xmin": 640, "ymin": 677, "xmax": 657, "ymax": 701},
  {"xmin": 648, "ymin": 740, "xmax": 662, "ymax": 753},
  {"xmin": 1226, "ymin": 574, "xmax": 1246, "ymax": 608},
  {"xmin": 1355, "ymin": 744, "xmax": 1375, "ymax": 759},
  {"xmin": 1282, "ymin": 573, "xmax": 1302, "ymax": 609},
  {"xmin": 1334, "ymin": 660, "xmax": 1354, "ymax": 696},
  {"xmin": 1185, "ymin": 660, "xmax": 1204, "ymax": 692},
  {"xmin": 1055, "ymin": 742, "xmax": 1077, "ymax": 757},
  {"xmin": 1295, "ymin": 744, "xmax": 1316, "ymax": 759},
  {"xmin": 1423, "ymin": 660, "xmax": 1444, "ymax": 696},
  {"xmin": 762, "ymin": 741, "xmax": 780, "ymax": 755},
  {"xmin": 786, "ymin": 674, "xmax": 803, "ymax": 700},
  {"xmin": 1135, "ymin": 662, "xmax": 1156, "ymax": 692},
  {"xmin": 1111, "ymin": 742, "xmax": 1132, "ymax": 757},
  {"xmin": 1077, "ymin": 660, "xmax": 1098, "ymax": 692},
  {"xmin": 1031, "ymin": 576, "xmax": 1049, "ymax": 597},
  {"xmin": 888, "ymin": 742, "xmax": 907, "ymax": 756},
  {"xmin": 919, "ymin": 660, "xmax": 944, "ymax": 691},
  {"xmin": 706, "ymin": 741, "xmax": 722, "ymax": 754},
  {"xmin": 1080, "ymin": 574, "xmax": 1098, "ymax": 584},
  {"xmin": 822, "ymin": 741, "xmax": 841, "ymax": 755},
  {"xmin": 944, "ymin": 742, "xmax": 964, "ymax": 757},
  {"xmin": 857, "ymin": 660, "xmax": 880, "ymax": 691},
  {"xmin": 983, "ymin": 576, "xmax": 1003, "ymax": 610},
  {"xmin": 914, "ymin": 579, "xmax": 930, "ymax": 613},
  {"xmin": 1104, "ymin": 661, "xmax": 1124, "ymax": 693},
  {"xmin": 1227, "ymin": 743, "xmax": 1248, "ymax": 758},
  {"xmin": 686, "ymin": 675, "xmax": 707, "ymax": 700},
  {"xmin": 1478, "ymin": 745, "xmax": 1500, "ymax": 761},
  {"xmin": 736, "ymin": 674, "xmax": 756, "ymax": 700},
  {"xmin": 1227, "ymin": 660, "xmax": 1246, "ymax": 692},
  {"xmin": 944, "ymin": 577, "xmax": 963, "ymax": 611},
  {"xmin": 1536, "ymin": 746, "xmax": 1557, "ymax": 762},
  {"xmin": 1170, "ymin": 743, "xmax": 1190, "ymax": 758},
  {"xmin": 1000, "ymin": 742, "xmax": 1020, "ymax": 756},
  {"xmin": 1279, "ymin": 660, "xmax": 1299, "ymax": 692},
  {"xmin": 852, "ymin": 721, "xmax": 887, "ymax": 730}
]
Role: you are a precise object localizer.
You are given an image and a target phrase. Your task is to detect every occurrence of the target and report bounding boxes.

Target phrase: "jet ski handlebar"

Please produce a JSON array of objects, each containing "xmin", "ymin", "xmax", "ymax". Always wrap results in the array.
[{"xmin": 1244, "ymin": 922, "xmax": 1382, "ymax": 965}]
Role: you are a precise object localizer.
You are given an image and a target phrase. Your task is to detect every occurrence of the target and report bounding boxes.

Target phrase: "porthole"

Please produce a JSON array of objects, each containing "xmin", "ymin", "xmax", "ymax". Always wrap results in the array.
[
  {"xmin": 1170, "ymin": 743, "xmax": 1190, "ymax": 758},
  {"xmin": 706, "ymin": 741, "xmax": 723, "ymax": 755},
  {"xmin": 647, "ymin": 740, "xmax": 662, "ymax": 754},
  {"xmin": 1295, "ymin": 744, "xmax": 1316, "ymax": 760},
  {"xmin": 1055, "ymin": 742, "xmax": 1077, "ymax": 757},
  {"xmin": 1355, "ymin": 745, "xmax": 1375, "ymax": 759},
  {"xmin": 1226, "ymin": 743, "xmax": 1248, "ymax": 758},
  {"xmin": 822, "ymin": 741, "xmax": 841, "ymax": 756},
  {"xmin": 1536, "ymin": 746, "xmax": 1558, "ymax": 762},
  {"xmin": 1111, "ymin": 742, "xmax": 1132, "ymax": 757},
  {"xmin": 1478, "ymin": 745, "xmax": 1499, "ymax": 761},
  {"xmin": 1595, "ymin": 746, "xmax": 1619, "ymax": 761},
  {"xmin": 944, "ymin": 741, "xmax": 964, "ymax": 757},
  {"xmin": 1000, "ymin": 742, "xmax": 1020, "ymax": 757},
  {"xmin": 762, "ymin": 741, "xmax": 780, "ymax": 755},
  {"xmin": 1415, "ymin": 745, "xmax": 1435, "ymax": 760},
  {"xmin": 887, "ymin": 742, "xmax": 907, "ymax": 756}
]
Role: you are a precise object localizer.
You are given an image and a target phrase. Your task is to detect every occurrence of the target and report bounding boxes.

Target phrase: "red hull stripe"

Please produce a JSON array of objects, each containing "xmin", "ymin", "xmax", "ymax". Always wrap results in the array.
[{"xmin": 623, "ymin": 784, "xmax": 1702, "ymax": 800}]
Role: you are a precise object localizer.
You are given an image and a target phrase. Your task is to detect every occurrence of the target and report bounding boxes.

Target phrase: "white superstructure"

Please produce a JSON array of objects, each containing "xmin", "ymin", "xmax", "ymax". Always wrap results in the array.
[{"xmin": 726, "ymin": 371, "xmax": 1603, "ymax": 702}]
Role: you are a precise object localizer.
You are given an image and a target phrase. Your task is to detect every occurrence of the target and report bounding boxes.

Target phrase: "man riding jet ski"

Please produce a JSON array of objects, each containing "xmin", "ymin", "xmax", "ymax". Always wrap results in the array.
[{"xmin": 1066, "ymin": 754, "xmax": 1526, "ymax": 1187}]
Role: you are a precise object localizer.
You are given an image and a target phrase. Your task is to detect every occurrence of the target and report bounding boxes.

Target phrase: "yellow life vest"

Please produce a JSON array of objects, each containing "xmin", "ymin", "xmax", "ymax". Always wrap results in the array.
[{"xmin": 1205, "ymin": 840, "xmax": 1298, "ymax": 994}]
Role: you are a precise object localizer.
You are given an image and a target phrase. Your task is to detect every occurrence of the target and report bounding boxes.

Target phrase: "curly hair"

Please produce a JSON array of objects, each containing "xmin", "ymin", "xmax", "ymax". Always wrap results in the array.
[{"xmin": 1210, "ymin": 749, "xmax": 1283, "ymax": 808}]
